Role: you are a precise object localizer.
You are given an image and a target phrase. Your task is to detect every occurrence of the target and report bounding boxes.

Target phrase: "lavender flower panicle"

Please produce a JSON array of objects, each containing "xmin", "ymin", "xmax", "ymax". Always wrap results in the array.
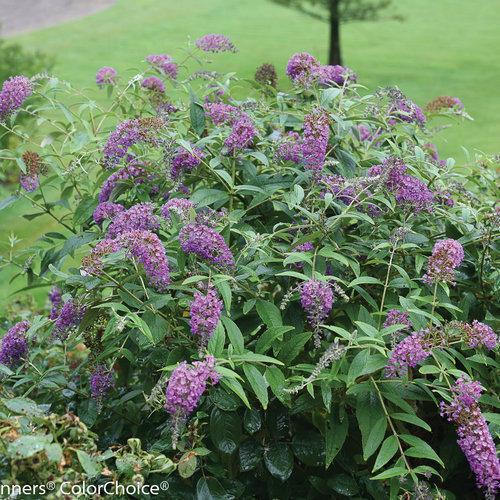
[
  {"xmin": 276, "ymin": 131, "xmax": 302, "ymax": 164},
  {"xmin": 93, "ymin": 202, "xmax": 125, "ymax": 225},
  {"xmin": 0, "ymin": 76, "xmax": 33, "ymax": 121},
  {"xmin": 98, "ymin": 162, "xmax": 147, "ymax": 203},
  {"xmin": 205, "ymin": 102, "xmax": 240, "ymax": 126},
  {"xmin": 189, "ymin": 287, "xmax": 223, "ymax": 344},
  {"xmin": 146, "ymin": 54, "xmax": 178, "ymax": 79},
  {"xmin": 90, "ymin": 364, "xmax": 115, "ymax": 406},
  {"xmin": 224, "ymin": 114, "xmax": 256, "ymax": 153},
  {"xmin": 141, "ymin": 76, "xmax": 165, "ymax": 93},
  {"xmin": 385, "ymin": 330, "xmax": 432, "ymax": 378},
  {"xmin": 286, "ymin": 52, "xmax": 320, "ymax": 86},
  {"xmin": 423, "ymin": 239, "xmax": 464, "ymax": 285},
  {"xmin": 383, "ymin": 310, "xmax": 412, "ymax": 330},
  {"xmin": 0, "ymin": 321, "xmax": 30, "ymax": 367},
  {"xmin": 48, "ymin": 286, "xmax": 62, "ymax": 320},
  {"xmin": 19, "ymin": 151, "xmax": 45, "ymax": 192},
  {"xmin": 117, "ymin": 230, "xmax": 170, "ymax": 291},
  {"xmin": 440, "ymin": 378, "xmax": 500, "ymax": 497},
  {"xmin": 465, "ymin": 320, "xmax": 497, "ymax": 350},
  {"xmin": 388, "ymin": 98, "xmax": 426, "ymax": 126},
  {"xmin": 53, "ymin": 299, "xmax": 86, "ymax": 340},
  {"xmin": 179, "ymin": 223, "xmax": 234, "ymax": 268},
  {"xmin": 171, "ymin": 145, "xmax": 205, "ymax": 179},
  {"xmin": 302, "ymin": 108, "xmax": 330, "ymax": 171},
  {"xmin": 165, "ymin": 356, "xmax": 220, "ymax": 446},
  {"xmin": 195, "ymin": 34, "xmax": 237, "ymax": 53},
  {"xmin": 81, "ymin": 239, "xmax": 121, "ymax": 276},
  {"xmin": 161, "ymin": 198, "xmax": 195, "ymax": 222},
  {"xmin": 315, "ymin": 64, "xmax": 357, "ymax": 86},
  {"xmin": 106, "ymin": 203, "xmax": 160, "ymax": 239},
  {"xmin": 103, "ymin": 118, "xmax": 163, "ymax": 169},
  {"xmin": 299, "ymin": 279, "xmax": 334, "ymax": 347},
  {"xmin": 96, "ymin": 67, "xmax": 118, "ymax": 87}
]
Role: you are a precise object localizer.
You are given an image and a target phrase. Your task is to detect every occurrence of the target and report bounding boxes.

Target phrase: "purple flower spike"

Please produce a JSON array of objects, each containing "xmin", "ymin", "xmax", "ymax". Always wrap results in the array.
[
  {"xmin": 106, "ymin": 203, "xmax": 160, "ymax": 239},
  {"xmin": 165, "ymin": 356, "xmax": 219, "ymax": 418},
  {"xmin": 171, "ymin": 145, "xmax": 205, "ymax": 179},
  {"xmin": 90, "ymin": 364, "xmax": 115, "ymax": 404},
  {"xmin": 53, "ymin": 299, "xmax": 86, "ymax": 340},
  {"xmin": 465, "ymin": 320, "xmax": 497, "ymax": 350},
  {"xmin": 96, "ymin": 67, "xmax": 118, "ymax": 87},
  {"xmin": 195, "ymin": 34, "xmax": 237, "ymax": 53},
  {"xmin": 440, "ymin": 378, "xmax": 500, "ymax": 497},
  {"xmin": 0, "ymin": 76, "xmax": 33, "ymax": 121},
  {"xmin": 189, "ymin": 287, "xmax": 223, "ymax": 343},
  {"xmin": 302, "ymin": 108, "xmax": 330, "ymax": 171},
  {"xmin": 179, "ymin": 223, "xmax": 234, "ymax": 268},
  {"xmin": 300, "ymin": 280, "xmax": 334, "ymax": 328},
  {"xmin": 141, "ymin": 76, "xmax": 165, "ymax": 93},
  {"xmin": 146, "ymin": 54, "xmax": 178, "ymax": 79},
  {"xmin": 423, "ymin": 239, "xmax": 464, "ymax": 285},
  {"xmin": 0, "ymin": 321, "xmax": 30, "ymax": 367},
  {"xmin": 385, "ymin": 330, "xmax": 432, "ymax": 378}
]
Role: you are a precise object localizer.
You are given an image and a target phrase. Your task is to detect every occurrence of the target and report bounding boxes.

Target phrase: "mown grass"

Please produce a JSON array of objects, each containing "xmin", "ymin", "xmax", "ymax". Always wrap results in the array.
[{"xmin": 1, "ymin": 0, "xmax": 499, "ymax": 306}]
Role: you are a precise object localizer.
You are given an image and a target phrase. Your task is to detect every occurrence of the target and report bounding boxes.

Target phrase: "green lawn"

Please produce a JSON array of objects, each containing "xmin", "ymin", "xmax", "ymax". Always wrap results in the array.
[{"xmin": 1, "ymin": 0, "xmax": 499, "ymax": 306}]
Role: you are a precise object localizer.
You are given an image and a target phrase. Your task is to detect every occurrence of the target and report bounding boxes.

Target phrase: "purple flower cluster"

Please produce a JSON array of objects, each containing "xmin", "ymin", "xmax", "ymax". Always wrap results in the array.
[
  {"xmin": 440, "ymin": 378, "xmax": 500, "ymax": 496},
  {"xmin": 82, "ymin": 239, "xmax": 121, "ymax": 276},
  {"xmin": 171, "ymin": 145, "xmax": 205, "ymax": 179},
  {"xmin": 302, "ymin": 108, "xmax": 330, "ymax": 170},
  {"xmin": 53, "ymin": 299, "xmax": 86, "ymax": 340},
  {"xmin": 464, "ymin": 320, "xmax": 497, "ymax": 350},
  {"xmin": 357, "ymin": 124, "xmax": 372, "ymax": 142},
  {"xmin": 179, "ymin": 223, "xmax": 234, "ymax": 268},
  {"xmin": 19, "ymin": 151, "xmax": 45, "ymax": 192},
  {"xmin": 165, "ymin": 355, "xmax": 220, "ymax": 418},
  {"xmin": 141, "ymin": 76, "xmax": 165, "ymax": 93},
  {"xmin": 322, "ymin": 175, "xmax": 358, "ymax": 205},
  {"xmin": 424, "ymin": 143, "xmax": 447, "ymax": 167},
  {"xmin": 385, "ymin": 330, "xmax": 432, "ymax": 377},
  {"xmin": 161, "ymin": 198, "xmax": 195, "ymax": 222},
  {"xmin": 205, "ymin": 102, "xmax": 240, "ymax": 126},
  {"xmin": 96, "ymin": 67, "xmax": 118, "ymax": 87},
  {"xmin": 195, "ymin": 34, "xmax": 237, "ymax": 53},
  {"xmin": 103, "ymin": 118, "xmax": 162, "ymax": 168},
  {"xmin": 189, "ymin": 287, "xmax": 223, "ymax": 343},
  {"xmin": 388, "ymin": 98, "xmax": 426, "ymax": 126},
  {"xmin": 224, "ymin": 114, "xmax": 256, "ymax": 153},
  {"xmin": 286, "ymin": 53, "xmax": 356, "ymax": 88},
  {"xmin": 286, "ymin": 52, "xmax": 320, "ymax": 86},
  {"xmin": 0, "ymin": 76, "xmax": 33, "ymax": 121},
  {"xmin": 368, "ymin": 157, "xmax": 434, "ymax": 212},
  {"xmin": 117, "ymin": 230, "xmax": 170, "ymax": 291},
  {"xmin": 423, "ymin": 238, "xmax": 464, "ymax": 285},
  {"xmin": 146, "ymin": 54, "xmax": 178, "ymax": 79},
  {"xmin": 315, "ymin": 64, "xmax": 357, "ymax": 86},
  {"xmin": 89, "ymin": 364, "xmax": 115, "ymax": 402},
  {"xmin": 299, "ymin": 279, "xmax": 334, "ymax": 328},
  {"xmin": 99, "ymin": 162, "xmax": 147, "ymax": 203},
  {"xmin": 93, "ymin": 201, "xmax": 125, "ymax": 225},
  {"xmin": 383, "ymin": 310, "xmax": 412, "ymax": 330},
  {"xmin": 106, "ymin": 203, "xmax": 160, "ymax": 239},
  {"xmin": 48, "ymin": 286, "xmax": 62, "ymax": 320},
  {"xmin": 276, "ymin": 131, "xmax": 302, "ymax": 163},
  {"xmin": 0, "ymin": 321, "xmax": 30, "ymax": 367}
]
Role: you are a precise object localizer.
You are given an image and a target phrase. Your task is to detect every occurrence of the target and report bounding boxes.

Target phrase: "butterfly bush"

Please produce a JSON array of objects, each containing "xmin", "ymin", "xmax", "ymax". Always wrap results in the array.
[{"xmin": 1, "ymin": 37, "xmax": 498, "ymax": 498}]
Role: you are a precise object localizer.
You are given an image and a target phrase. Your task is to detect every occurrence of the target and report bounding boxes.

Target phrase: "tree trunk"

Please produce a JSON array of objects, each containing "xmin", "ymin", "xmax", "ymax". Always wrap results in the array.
[{"xmin": 328, "ymin": 0, "xmax": 342, "ymax": 65}]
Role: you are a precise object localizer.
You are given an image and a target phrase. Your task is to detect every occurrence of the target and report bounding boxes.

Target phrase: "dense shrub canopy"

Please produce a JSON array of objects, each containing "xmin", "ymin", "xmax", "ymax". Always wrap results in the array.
[{"xmin": 0, "ymin": 36, "xmax": 498, "ymax": 499}]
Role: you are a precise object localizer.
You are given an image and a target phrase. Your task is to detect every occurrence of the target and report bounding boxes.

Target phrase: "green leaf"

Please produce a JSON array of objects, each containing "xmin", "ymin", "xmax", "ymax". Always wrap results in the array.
[
  {"xmin": 356, "ymin": 391, "xmax": 386, "ymax": 461},
  {"xmin": 255, "ymin": 326, "xmax": 293, "ymax": 354},
  {"xmin": 8, "ymin": 435, "xmax": 52, "ymax": 459},
  {"xmin": 256, "ymin": 300, "xmax": 282, "ymax": 327},
  {"xmin": 264, "ymin": 443, "xmax": 293, "ymax": 482},
  {"xmin": 190, "ymin": 100, "xmax": 205, "ymax": 135},
  {"xmin": 265, "ymin": 366, "xmax": 289, "ymax": 405},
  {"xmin": 242, "ymin": 364, "xmax": 268, "ymax": 409},
  {"xmin": 209, "ymin": 408, "xmax": 242, "ymax": 455},
  {"xmin": 2, "ymin": 397, "xmax": 45, "ymax": 417},
  {"xmin": 373, "ymin": 435, "xmax": 398, "ymax": 471},
  {"xmin": 0, "ymin": 195, "xmax": 19, "ymax": 211},
  {"xmin": 391, "ymin": 412, "xmax": 431, "ymax": 432},
  {"xmin": 214, "ymin": 279, "xmax": 232, "ymax": 314},
  {"xmin": 221, "ymin": 316, "xmax": 244, "ymax": 354},
  {"xmin": 325, "ymin": 412, "xmax": 348, "ymax": 468},
  {"xmin": 278, "ymin": 332, "xmax": 311, "ymax": 364},
  {"xmin": 220, "ymin": 378, "xmax": 251, "ymax": 409},
  {"xmin": 371, "ymin": 467, "xmax": 408, "ymax": 481},
  {"xmin": 239, "ymin": 439, "xmax": 262, "ymax": 472},
  {"xmin": 400, "ymin": 434, "xmax": 444, "ymax": 467},
  {"xmin": 178, "ymin": 452, "xmax": 197, "ymax": 478},
  {"xmin": 243, "ymin": 408, "xmax": 262, "ymax": 434},
  {"xmin": 328, "ymin": 474, "xmax": 359, "ymax": 497},
  {"xmin": 76, "ymin": 449, "xmax": 101, "ymax": 477},
  {"xmin": 348, "ymin": 276, "xmax": 383, "ymax": 287},
  {"xmin": 207, "ymin": 323, "xmax": 225, "ymax": 357}
]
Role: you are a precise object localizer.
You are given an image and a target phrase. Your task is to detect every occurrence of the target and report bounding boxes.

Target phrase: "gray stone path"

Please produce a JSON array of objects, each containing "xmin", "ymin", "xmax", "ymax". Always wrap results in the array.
[{"xmin": 0, "ymin": 0, "xmax": 116, "ymax": 36}]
